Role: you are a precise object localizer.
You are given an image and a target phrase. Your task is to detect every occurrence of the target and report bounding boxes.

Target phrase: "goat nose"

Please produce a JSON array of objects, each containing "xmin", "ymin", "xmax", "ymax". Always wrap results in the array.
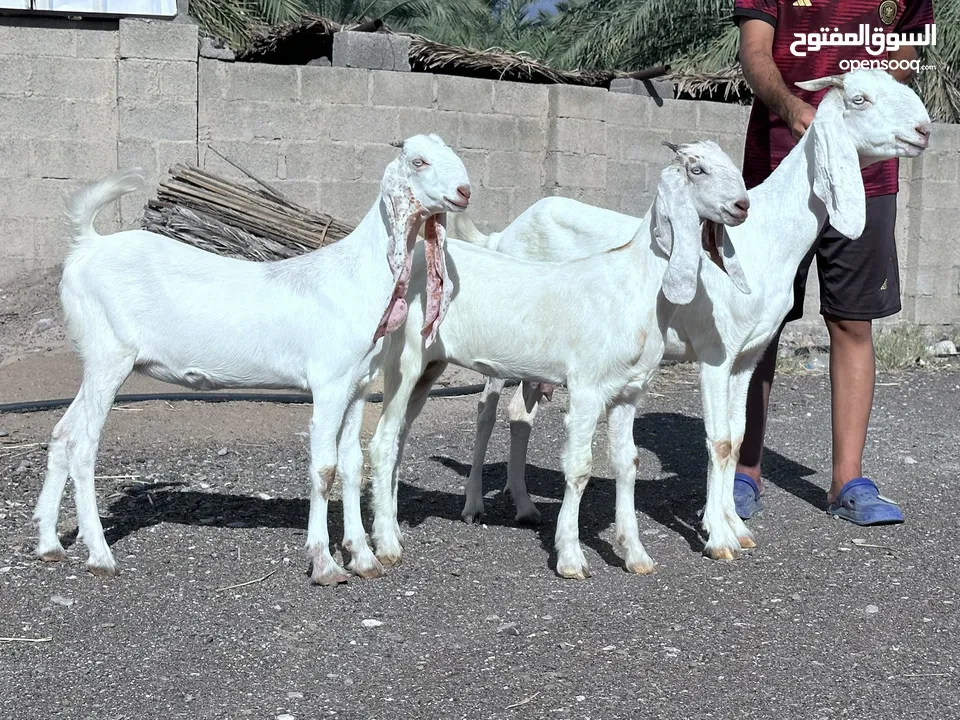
[
  {"xmin": 456, "ymin": 184, "xmax": 471, "ymax": 200},
  {"xmin": 735, "ymin": 198, "xmax": 750, "ymax": 213},
  {"xmin": 915, "ymin": 123, "xmax": 931, "ymax": 138}
]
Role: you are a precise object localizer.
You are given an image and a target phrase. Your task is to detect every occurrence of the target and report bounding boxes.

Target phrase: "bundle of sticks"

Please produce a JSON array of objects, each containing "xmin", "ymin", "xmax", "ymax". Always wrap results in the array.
[{"xmin": 142, "ymin": 151, "xmax": 356, "ymax": 262}]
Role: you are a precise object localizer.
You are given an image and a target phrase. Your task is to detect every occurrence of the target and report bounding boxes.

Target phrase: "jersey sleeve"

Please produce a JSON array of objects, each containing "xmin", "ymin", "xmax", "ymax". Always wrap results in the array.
[
  {"xmin": 895, "ymin": 0, "xmax": 934, "ymax": 33},
  {"xmin": 732, "ymin": 0, "xmax": 778, "ymax": 27}
]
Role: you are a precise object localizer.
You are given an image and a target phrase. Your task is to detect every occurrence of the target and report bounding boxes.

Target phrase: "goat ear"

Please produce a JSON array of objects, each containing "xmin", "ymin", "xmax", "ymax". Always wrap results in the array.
[
  {"xmin": 716, "ymin": 226, "xmax": 751, "ymax": 295},
  {"xmin": 654, "ymin": 167, "xmax": 701, "ymax": 305},
  {"xmin": 811, "ymin": 91, "xmax": 866, "ymax": 239},
  {"xmin": 795, "ymin": 75, "xmax": 845, "ymax": 92}
]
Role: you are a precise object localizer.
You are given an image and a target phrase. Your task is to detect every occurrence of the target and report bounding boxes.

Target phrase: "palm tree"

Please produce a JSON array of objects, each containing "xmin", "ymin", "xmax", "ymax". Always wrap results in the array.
[{"xmin": 189, "ymin": 0, "xmax": 307, "ymax": 47}]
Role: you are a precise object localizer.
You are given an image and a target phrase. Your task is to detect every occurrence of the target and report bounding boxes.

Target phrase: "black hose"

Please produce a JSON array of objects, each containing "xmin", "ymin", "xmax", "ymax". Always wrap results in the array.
[{"xmin": 0, "ymin": 380, "xmax": 520, "ymax": 415}]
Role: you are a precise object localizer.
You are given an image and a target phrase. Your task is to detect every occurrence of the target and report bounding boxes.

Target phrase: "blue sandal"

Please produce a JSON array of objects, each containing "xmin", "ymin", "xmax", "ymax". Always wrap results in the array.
[
  {"xmin": 827, "ymin": 477, "xmax": 904, "ymax": 526},
  {"xmin": 734, "ymin": 473, "xmax": 763, "ymax": 520}
]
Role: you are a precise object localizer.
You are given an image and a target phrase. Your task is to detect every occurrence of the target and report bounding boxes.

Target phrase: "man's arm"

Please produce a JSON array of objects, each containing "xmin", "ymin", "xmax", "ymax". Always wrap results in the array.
[
  {"xmin": 888, "ymin": 45, "xmax": 919, "ymax": 82},
  {"xmin": 738, "ymin": 18, "xmax": 816, "ymax": 140}
]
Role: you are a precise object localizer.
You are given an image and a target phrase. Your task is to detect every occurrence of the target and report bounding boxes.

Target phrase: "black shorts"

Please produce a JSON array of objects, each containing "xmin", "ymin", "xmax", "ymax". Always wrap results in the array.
[{"xmin": 786, "ymin": 194, "xmax": 901, "ymax": 323}]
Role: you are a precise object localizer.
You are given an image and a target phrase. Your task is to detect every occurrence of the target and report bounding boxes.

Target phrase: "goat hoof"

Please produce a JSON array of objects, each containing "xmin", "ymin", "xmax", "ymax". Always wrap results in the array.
[
  {"xmin": 626, "ymin": 558, "xmax": 657, "ymax": 575},
  {"xmin": 556, "ymin": 562, "xmax": 591, "ymax": 580},
  {"xmin": 349, "ymin": 556, "xmax": 385, "ymax": 579},
  {"xmin": 461, "ymin": 504, "xmax": 484, "ymax": 524},
  {"xmin": 704, "ymin": 545, "xmax": 740, "ymax": 562},
  {"xmin": 514, "ymin": 506, "xmax": 542, "ymax": 527},
  {"xmin": 376, "ymin": 552, "xmax": 403, "ymax": 568},
  {"xmin": 37, "ymin": 547, "xmax": 67, "ymax": 563},
  {"xmin": 311, "ymin": 567, "xmax": 350, "ymax": 586},
  {"xmin": 86, "ymin": 561, "xmax": 119, "ymax": 577},
  {"xmin": 738, "ymin": 534, "xmax": 757, "ymax": 549}
]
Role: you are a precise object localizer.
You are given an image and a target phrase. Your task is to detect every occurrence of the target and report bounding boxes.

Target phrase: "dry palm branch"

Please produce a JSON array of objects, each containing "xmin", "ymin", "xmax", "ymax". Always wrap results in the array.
[{"xmin": 142, "ymin": 151, "xmax": 355, "ymax": 261}]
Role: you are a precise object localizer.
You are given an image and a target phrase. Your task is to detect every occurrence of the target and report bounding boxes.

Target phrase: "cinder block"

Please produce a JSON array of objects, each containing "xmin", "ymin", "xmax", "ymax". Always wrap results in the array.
[
  {"xmin": 454, "ymin": 149, "xmax": 487, "ymax": 190},
  {"xmin": 332, "ymin": 31, "xmax": 410, "ymax": 72},
  {"xmin": 119, "ymin": 59, "xmax": 198, "ymax": 102},
  {"xmin": 436, "ymin": 75, "xmax": 494, "ymax": 113},
  {"xmin": 119, "ymin": 19, "xmax": 197, "ymax": 62},
  {"xmin": 325, "ymin": 105, "xmax": 398, "ymax": 144},
  {"xmin": 397, "ymin": 108, "xmax": 458, "ymax": 147},
  {"xmin": 200, "ymin": 99, "xmax": 319, "ymax": 142},
  {"xmin": 920, "ymin": 179, "xmax": 960, "ymax": 209},
  {"xmin": 914, "ymin": 265, "xmax": 956, "ymax": 298},
  {"xmin": 459, "ymin": 114, "xmax": 518, "ymax": 151},
  {"xmin": 605, "ymin": 92, "xmax": 654, "ymax": 128},
  {"xmin": 76, "ymin": 23, "xmax": 119, "ymax": 58},
  {"xmin": 609, "ymin": 77, "xmax": 674, "ymax": 100},
  {"xmin": 318, "ymin": 180, "xmax": 383, "ymax": 223},
  {"xmin": 545, "ymin": 152, "xmax": 606, "ymax": 189},
  {"xmin": 913, "ymin": 295, "xmax": 960, "ymax": 325},
  {"xmin": 606, "ymin": 161, "xmax": 647, "ymax": 199},
  {"xmin": 0, "ymin": 177, "xmax": 75, "ymax": 219},
  {"xmin": 916, "ymin": 151, "xmax": 959, "ymax": 182},
  {"xmin": 199, "ymin": 36, "xmax": 236, "ymax": 61},
  {"xmin": 651, "ymin": 99, "xmax": 699, "ymax": 132},
  {"xmin": 0, "ymin": 17, "xmax": 78, "ymax": 57},
  {"xmin": 697, "ymin": 100, "xmax": 747, "ymax": 132},
  {"xmin": 465, "ymin": 186, "xmax": 512, "ymax": 231},
  {"xmin": 371, "ymin": 70, "xmax": 433, "ymax": 108},
  {"xmin": 360, "ymin": 143, "xmax": 402, "ymax": 181},
  {"xmin": 121, "ymin": 101, "xmax": 196, "ymax": 142},
  {"xmin": 547, "ymin": 117, "xmax": 606, "ymax": 156},
  {"xmin": 156, "ymin": 140, "xmax": 198, "ymax": 175},
  {"xmin": 23, "ymin": 56, "xmax": 115, "ymax": 100},
  {"xmin": 270, "ymin": 179, "xmax": 321, "ymax": 209},
  {"xmin": 493, "ymin": 81, "xmax": 549, "ymax": 117},
  {"xmin": 516, "ymin": 117, "xmax": 546, "ymax": 151},
  {"xmin": 547, "ymin": 85, "xmax": 606, "ymax": 121},
  {"xmin": 199, "ymin": 141, "xmax": 282, "ymax": 181},
  {"xmin": 931, "ymin": 123, "xmax": 960, "ymax": 152},
  {"xmin": 0, "ymin": 138, "xmax": 32, "ymax": 177},
  {"xmin": 119, "ymin": 139, "xmax": 159, "ymax": 179},
  {"xmin": 30, "ymin": 139, "xmax": 116, "ymax": 179},
  {"xmin": 0, "ymin": 218, "xmax": 36, "ymax": 274},
  {"xmin": 300, "ymin": 66, "xmax": 371, "ymax": 105},
  {"xmin": 915, "ymin": 209, "xmax": 960, "ymax": 265},
  {"xmin": 486, "ymin": 151, "xmax": 542, "ymax": 189},
  {"xmin": 285, "ymin": 142, "xmax": 359, "ymax": 181},
  {"xmin": 220, "ymin": 63, "xmax": 298, "ymax": 103},
  {"xmin": 0, "ymin": 96, "xmax": 117, "ymax": 141}
]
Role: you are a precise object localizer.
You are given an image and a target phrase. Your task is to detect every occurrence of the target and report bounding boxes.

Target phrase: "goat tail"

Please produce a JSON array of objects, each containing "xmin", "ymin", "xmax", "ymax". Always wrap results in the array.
[
  {"xmin": 65, "ymin": 168, "xmax": 145, "ymax": 241},
  {"xmin": 446, "ymin": 212, "xmax": 490, "ymax": 247}
]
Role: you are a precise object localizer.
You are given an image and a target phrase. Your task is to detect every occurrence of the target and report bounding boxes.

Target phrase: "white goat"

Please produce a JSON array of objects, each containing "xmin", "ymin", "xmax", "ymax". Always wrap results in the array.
[
  {"xmin": 368, "ymin": 141, "xmax": 751, "ymax": 578},
  {"xmin": 451, "ymin": 70, "xmax": 932, "ymax": 563},
  {"xmin": 33, "ymin": 134, "xmax": 471, "ymax": 585}
]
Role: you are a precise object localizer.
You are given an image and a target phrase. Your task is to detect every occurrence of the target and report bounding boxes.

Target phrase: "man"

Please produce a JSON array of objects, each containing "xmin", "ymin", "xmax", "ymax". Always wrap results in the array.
[{"xmin": 732, "ymin": 0, "xmax": 934, "ymax": 524}]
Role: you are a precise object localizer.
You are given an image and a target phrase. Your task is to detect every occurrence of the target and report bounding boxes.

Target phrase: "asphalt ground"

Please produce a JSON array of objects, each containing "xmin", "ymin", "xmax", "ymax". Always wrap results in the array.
[{"xmin": 1, "ymin": 358, "xmax": 958, "ymax": 720}]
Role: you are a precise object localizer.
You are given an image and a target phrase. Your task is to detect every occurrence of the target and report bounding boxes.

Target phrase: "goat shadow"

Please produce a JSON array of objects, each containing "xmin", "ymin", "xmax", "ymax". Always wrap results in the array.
[
  {"xmin": 93, "ymin": 412, "xmax": 819, "ymax": 571},
  {"xmin": 427, "ymin": 411, "xmax": 821, "ymax": 560}
]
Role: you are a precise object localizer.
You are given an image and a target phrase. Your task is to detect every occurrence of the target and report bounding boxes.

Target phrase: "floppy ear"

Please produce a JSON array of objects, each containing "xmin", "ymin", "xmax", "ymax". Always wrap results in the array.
[
  {"xmin": 654, "ymin": 166, "xmax": 702, "ymax": 305},
  {"xmin": 716, "ymin": 227, "xmax": 751, "ymax": 295},
  {"xmin": 810, "ymin": 89, "xmax": 866, "ymax": 239}
]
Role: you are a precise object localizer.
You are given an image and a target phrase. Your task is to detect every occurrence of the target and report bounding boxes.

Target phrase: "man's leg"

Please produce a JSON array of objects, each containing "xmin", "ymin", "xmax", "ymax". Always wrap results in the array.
[
  {"xmin": 824, "ymin": 315, "xmax": 875, "ymax": 504},
  {"xmin": 817, "ymin": 195, "xmax": 904, "ymax": 525}
]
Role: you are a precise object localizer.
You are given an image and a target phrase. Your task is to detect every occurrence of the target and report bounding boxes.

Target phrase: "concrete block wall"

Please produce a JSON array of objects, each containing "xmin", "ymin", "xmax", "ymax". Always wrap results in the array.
[
  {"xmin": 0, "ymin": 16, "xmax": 120, "ymax": 280},
  {"xmin": 0, "ymin": 16, "xmax": 956, "ymax": 329},
  {"xmin": 198, "ymin": 65, "xmax": 550, "ymax": 232},
  {"xmin": 117, "ymin": 19, "xmax": 199, "ymax": 224}
]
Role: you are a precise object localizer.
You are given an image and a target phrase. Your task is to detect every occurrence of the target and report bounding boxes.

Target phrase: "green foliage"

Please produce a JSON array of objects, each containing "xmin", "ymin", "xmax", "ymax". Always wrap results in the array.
[{"xmin": 189, "ymin": 0, "xmax": 958, "ymax": 122}]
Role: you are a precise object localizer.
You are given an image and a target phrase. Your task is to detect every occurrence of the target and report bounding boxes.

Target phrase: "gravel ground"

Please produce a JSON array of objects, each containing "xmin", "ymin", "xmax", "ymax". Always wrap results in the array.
[{"xmin": 1, "ymin": 363, "xmax": 958, "ymax": 720}]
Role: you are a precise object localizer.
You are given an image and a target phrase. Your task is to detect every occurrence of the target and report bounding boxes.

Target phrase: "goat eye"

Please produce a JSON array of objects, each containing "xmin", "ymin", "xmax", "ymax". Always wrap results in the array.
[
  {"xmin": 689, "ymin": 166, "xmax": 704, "ymax": 175},
  {"xmin": 852, "ymin": 95, "xmax": 866, "ymax": 106},
  {"xmin": 412, "ymin": 158, "xmax": 426, "ymax": 168}
]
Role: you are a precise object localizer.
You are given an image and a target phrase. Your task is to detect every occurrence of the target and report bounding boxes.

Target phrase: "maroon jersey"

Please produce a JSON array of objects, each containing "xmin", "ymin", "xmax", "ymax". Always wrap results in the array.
[{"xmin": 734, "ymin": 0, "xmax": 934, "ymax": 196}]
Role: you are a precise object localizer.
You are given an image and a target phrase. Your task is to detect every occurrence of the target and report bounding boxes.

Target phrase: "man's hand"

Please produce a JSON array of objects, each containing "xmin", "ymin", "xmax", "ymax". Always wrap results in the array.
[{"xmin": 784, "ymin": 97, "xmax": 816, "ymax": 140}]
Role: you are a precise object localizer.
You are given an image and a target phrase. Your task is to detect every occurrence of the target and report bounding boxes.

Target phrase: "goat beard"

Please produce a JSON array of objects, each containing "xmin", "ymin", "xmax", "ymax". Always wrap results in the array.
[{"xmin": 420, "ymin": 215, "xmax": 452, "ymax": 348}]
